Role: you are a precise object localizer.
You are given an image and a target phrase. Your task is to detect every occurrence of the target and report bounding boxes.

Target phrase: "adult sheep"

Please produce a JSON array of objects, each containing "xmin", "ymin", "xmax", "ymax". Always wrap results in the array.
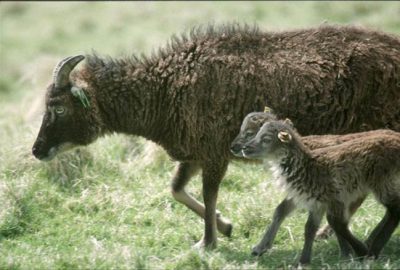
[{"xmin": 32, "ymin": 24, "xmax": 400, "ymax": 249}]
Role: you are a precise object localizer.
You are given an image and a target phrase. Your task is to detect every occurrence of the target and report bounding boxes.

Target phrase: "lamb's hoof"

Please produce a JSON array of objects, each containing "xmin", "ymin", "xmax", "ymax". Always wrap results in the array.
[
  {"xmin": 293, "ymin": 261, "xmax": 310, "ymax": 269},
  {"xmin": 251, "ymin": 245, "xmax": 268, "ymax": 257},
  {"xmin": 217, "ymin": 216, "xmax": 233, "ymax": 237},
  {"xmin": 193, "ymin": 238, "xmax": 217, "ymax": 250},
  {"xmin": 223, "ymin": 223, "xmax": 233, "ymax": 238},
  {"xmin": 365, "ymin": 250, "xmax": 379, "ymax": 260},
  {"xmin": 316, "ymin": 225, "xmax": 333, "ymax": 240}
]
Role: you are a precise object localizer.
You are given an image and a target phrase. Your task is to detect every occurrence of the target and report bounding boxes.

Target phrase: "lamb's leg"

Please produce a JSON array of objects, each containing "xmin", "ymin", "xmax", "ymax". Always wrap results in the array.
[
  {"xmin": 326, "ymin": 205, "xmax": 368, "ymax": 259},
  {"xmin": 171, "ymin": 162, "xmax": 232, "ymax": 237},
  {"xmin": 367, "ymin": 201, "xmax": 400, "ymax": 258},
  {"xmin": 316, "ymin": 195, "xmax": 366, "ymax": 239},
  {"xmin": 365, "ymin": 211, "xmax": 389, "ymax": 248},
  {"xmin": 194, "ymin": 160, "xmax": 229, "ymax": 249},
  {"xmin": 298, "ymin": 205, "xmax": 325, "ymax": 265},
  {"xmin": 334, "ymin": 196, "xmax": 368, "ymax": 258},
  {"xmin": 251, "ymin": 198, "xmax": 295, "ymax": 256},
  {"xmin": 335, "ymin": 233, "xmax": 353, "ymax": 258}
]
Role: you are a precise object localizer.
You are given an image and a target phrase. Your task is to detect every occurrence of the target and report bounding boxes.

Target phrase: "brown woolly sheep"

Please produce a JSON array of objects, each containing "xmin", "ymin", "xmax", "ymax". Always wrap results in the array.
[
  {"xmin": 242, "ymin": 120, "xmax": 400, "ymax": 263},
  {"xmin": 32, "ymin": 24, "xmax": 400, "ymax": 249}
]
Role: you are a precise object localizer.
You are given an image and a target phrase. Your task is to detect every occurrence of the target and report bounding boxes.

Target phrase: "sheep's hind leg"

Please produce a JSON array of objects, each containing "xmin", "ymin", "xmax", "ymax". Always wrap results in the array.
[
  {"xmin": 193, "ymin": 160, "xmax": 229, "ymax": 249},
  {"xmin": 171, "ymin": 162, "xmax": 232, "ymax": 238},
  {"xmin": 367, "ymin": 200, "xmax": 400, "ymax": 259},
  {"xmin": 252, "ymin": 197, "xmax": 295, "ymax": 256}
]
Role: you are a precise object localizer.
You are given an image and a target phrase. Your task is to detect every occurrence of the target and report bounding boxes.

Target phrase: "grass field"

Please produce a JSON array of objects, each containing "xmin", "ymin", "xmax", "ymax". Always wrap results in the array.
[{"xmin": 1, "ymin": 2, "xmax": 399, "ymax": 269}]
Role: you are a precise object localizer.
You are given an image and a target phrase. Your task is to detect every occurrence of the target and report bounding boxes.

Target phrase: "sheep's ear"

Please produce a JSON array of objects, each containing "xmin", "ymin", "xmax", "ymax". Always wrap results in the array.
[
  {"xmin": 71, "ymin": 86, "xmax": 90, "ymax": 108},
  {"xmin": 283, "ymin": 118, "xmax": 294, "ymax": 127},
  {"xmin": 278, "ymin": 131, "xmax": 292, "ymax": 143}
]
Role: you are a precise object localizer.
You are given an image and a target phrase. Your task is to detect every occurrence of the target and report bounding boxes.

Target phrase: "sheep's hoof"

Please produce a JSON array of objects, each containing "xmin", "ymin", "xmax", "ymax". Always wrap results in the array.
[
  {"xmin": 217, "ymin": 217, "xmax": 233, "ymax": 237},
  {"xmin": 193, "ymin": 237, "xmax": 217, "ymax": 250}
]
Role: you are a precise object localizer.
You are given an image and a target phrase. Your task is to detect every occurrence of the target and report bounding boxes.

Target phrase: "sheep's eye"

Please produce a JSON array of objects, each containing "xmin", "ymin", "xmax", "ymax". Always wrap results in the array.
[{"xmin": 54, "ymin": 106, "xmax": 65, "ymax": 115}]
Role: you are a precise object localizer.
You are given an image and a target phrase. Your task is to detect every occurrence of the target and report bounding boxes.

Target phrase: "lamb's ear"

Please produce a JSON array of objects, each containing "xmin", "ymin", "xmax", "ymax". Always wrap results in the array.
[
  {"xmin": 283, "ymin": 118, "xmax": 294, "ymax": 127},
  {"xmin": 278, "ymin": 131, "xmax": 292, "ymax": 143},
  {"xmin": 264, "ymin": 106, "xmax": 275, "ymax": 114}
]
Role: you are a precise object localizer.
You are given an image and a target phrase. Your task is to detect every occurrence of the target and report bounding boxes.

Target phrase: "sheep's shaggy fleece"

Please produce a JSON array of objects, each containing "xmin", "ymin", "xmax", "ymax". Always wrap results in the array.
[{"xmin": 74, "ymin": 24, "xmax": 400, "ymax": 163}]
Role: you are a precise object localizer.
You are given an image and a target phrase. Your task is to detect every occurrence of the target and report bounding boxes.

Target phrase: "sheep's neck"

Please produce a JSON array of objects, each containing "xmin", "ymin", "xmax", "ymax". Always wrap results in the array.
[{"xmin": 93, "ymin": 64, "xmax": 169, "ymax": 144}]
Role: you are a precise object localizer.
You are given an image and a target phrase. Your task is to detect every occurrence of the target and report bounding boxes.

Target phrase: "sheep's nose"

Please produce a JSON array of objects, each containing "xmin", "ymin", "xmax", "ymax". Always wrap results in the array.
[
  {"xmin": 32, "ymin": 146, "xmax": 46, "ymax": 160},
  {"xmin": 32, "ymin": 146, "xmax": 40, "ymax": 157}
]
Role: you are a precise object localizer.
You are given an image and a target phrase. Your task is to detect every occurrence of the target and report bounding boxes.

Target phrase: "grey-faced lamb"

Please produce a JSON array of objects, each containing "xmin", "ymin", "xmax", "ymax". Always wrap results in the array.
[
  {"xmin": 242, "ymin": 119, "xmax": 400, "ymax": 262},
  {"xmin": 32, "ymin": 24, "xmax": 400, "ymax": 249},
  {"xmin": 231, "ymin": 111, "xmax": 376, "ymax": 261}
]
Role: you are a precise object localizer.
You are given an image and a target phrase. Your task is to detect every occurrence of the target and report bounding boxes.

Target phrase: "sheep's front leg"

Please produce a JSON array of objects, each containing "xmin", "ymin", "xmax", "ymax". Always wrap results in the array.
[
  {"xmin": 298, "ymin": 205, "xmax": 325, "ymax": 265},
  {"xmin": 171, "ymin": 162, "xmax": 232, "ymax": 238},
  {"xmin": 252, "ymin": 197, "xmax": 295, "ymax": 256},
  {"xmin": 326, "ymin": 203, "xmax": 368, "ymax": 259},
  {"xmin": 193, "ymin": 160, "xmax": 229, "ymax": 249}
]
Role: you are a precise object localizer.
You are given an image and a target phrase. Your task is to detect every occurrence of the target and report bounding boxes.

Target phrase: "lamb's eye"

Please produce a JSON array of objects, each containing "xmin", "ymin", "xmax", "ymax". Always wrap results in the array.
[
  {"xmin": 245, "ymin": 131, "xmax": 254, "ymax": 138},
  {"xmin": 262, "ymin": 136, "xmax": 270, "ymax": 142},
  {"xmin": 54, "ymin": 106, "xmax": 65, "ymax": 115}
]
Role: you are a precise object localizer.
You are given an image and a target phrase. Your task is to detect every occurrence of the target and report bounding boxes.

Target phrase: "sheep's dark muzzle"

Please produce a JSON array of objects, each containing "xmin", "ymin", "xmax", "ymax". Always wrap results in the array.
[{"xmin": 32, "ymin": 138, "xmax": 50, "ymax": 160}]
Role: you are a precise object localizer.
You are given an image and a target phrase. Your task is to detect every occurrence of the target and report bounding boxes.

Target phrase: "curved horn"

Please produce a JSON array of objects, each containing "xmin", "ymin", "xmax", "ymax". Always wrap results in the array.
[{"xmin": 53, "ymin": 55, "xmax": 85, "ymax": 88}]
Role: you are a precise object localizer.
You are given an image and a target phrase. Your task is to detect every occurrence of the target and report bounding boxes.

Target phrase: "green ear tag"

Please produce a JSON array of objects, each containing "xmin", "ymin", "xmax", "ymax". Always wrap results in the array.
[{"xmin": 71, "ymin": 86, "xmax": 90, "ymax": 108}]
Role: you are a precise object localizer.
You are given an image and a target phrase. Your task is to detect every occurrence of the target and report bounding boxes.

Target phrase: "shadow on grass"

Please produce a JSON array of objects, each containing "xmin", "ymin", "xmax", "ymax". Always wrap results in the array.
[
  {"xmin": 40, "ymin": 148, "xmax": 96, "ymax": 190},
  {"xmin": 217, "ymin": 245, "xmax": 300, "ymax": 268},
  {"xmin": 217, "ymin": 234, "xmax": 400, "ymax": 268},
  {"xmin": 0, "ymin": 188, "xmax": 39, "ymax": 241}
]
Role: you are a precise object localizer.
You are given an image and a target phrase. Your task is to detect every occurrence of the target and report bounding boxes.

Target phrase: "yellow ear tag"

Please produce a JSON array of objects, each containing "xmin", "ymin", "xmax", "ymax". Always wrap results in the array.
[
  {"xmin": 278, "ymin": 131, "xmax": 292, "ymax": 143},
  {"xmin": 264, "ymin": 106, "xmax": 271, "ymax": 113}
]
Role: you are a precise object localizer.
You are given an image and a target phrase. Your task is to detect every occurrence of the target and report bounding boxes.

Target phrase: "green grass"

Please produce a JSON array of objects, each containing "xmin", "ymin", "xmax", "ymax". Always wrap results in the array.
[{"xmin": 1, "ymin": 2, "xmax": 399, "ymax": 269}]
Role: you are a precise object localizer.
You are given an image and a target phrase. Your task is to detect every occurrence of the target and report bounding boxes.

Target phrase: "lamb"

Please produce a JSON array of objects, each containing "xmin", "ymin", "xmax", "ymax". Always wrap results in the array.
[
  {"xmin": 241, "ymin": 119, "xmax": 400, "ymax": 262},
  {"xmin": 32, "ymin": 24, "xmax": 400, "ymax": 249},
  {"xmin": 231, "ymin": 111, "xmax": 373, "ymax": 260}
]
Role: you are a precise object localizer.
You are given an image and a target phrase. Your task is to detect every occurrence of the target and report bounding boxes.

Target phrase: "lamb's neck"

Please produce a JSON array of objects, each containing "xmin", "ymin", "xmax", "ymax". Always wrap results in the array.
[
  {"xmin": 91, "ymin": 62, "xmax": 169, "ymax": 143},
  {"xmin": 278, "ymin": 137, "xmax": 315, "ymax": 185}
]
